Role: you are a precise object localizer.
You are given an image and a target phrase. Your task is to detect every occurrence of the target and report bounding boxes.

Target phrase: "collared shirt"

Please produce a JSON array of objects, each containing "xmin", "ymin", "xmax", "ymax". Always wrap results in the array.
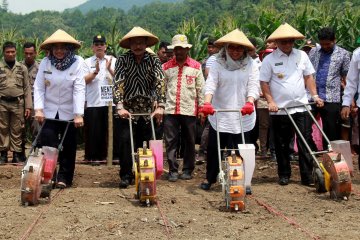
[
  {"xmin": 342, "ymin": 47, "xmax": 360, "ymax": 107},
  {"xmin": 83, "ymin": 55, "xmax": 116, "ymax": 107},
  {"xmin": 309, "ymin": 45, "xmax": 351, "ymax": 103},
  {"xmin": 260, "ymin": 48, "xmax": 315, "ymax": 115},
  {"xmin": 162, "ymin": 56, "xmax": 205, "ymax": 116},
  {"xmin": 0, "ymin": 59, "xmax": 32, "ymax": 109},
  {"xmin": 34, "ymin": 56, "xmax": 86, "ymax": 120},
  {"xmin": 21, "ymin": 60, "xmax": 39, "ymax": 94},
  {"xmin": 113, "ymin": 51, "xmax": 165, "ymax": 115},
  {"xmin": 205, "ymin": 57, "xmax": 260, "ymax": 133}
]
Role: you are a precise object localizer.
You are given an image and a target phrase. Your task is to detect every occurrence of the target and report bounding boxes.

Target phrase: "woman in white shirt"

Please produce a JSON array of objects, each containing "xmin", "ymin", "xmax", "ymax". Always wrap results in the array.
[
  {"xmin": 34, "ymin": 29, "xmax": 85, "ymax": 188},
  {"xmin": 199, "ymin": 29, "xmax": 260, "ymax": 191}
]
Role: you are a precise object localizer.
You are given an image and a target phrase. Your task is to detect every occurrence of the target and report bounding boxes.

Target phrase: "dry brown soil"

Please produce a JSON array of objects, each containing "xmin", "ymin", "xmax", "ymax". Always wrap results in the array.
[{"xmin": 1, "ymin": 150, "xmax": 360, "ymax": 240}]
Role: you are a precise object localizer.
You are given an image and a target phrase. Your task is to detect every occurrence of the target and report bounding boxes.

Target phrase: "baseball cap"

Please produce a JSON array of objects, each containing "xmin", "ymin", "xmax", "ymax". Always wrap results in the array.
[{"xmin": 93, "ymin": 35, "xmax": 106, "ymax": 44}]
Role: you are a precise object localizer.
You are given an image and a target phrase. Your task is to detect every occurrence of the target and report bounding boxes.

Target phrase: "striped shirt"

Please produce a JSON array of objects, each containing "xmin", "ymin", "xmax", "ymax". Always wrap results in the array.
[{"xmin": 113, "ymin": 51, "xmax": 166, "ymax": 114}]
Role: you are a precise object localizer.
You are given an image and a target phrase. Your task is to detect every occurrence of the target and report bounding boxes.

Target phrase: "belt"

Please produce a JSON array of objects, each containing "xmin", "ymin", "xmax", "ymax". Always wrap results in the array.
[{"xmin": 0, "ymin": 95, "xmax": 23, "ymax": 102}]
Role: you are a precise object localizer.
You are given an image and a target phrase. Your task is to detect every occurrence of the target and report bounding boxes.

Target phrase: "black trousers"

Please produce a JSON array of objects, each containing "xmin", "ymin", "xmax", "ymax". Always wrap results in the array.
[
  {"xmin": 312, "ymin": 102, "xmax": 341, "ymax": 147},
  {"xmin": 271, "ymin": 112, "xmax": 315, "ymax": 182},
  {"xmin": 40, "ymin": 118, "xmax": 77, "ymax": 186},
  {"xmin": 164, "ymin": 114, "xmax": 196, "ymax": 173},
  {"xmin": 84, "ymin": 106, "xmax": 120, "ymax": 161},
  {"xmin": 118, "ymin": 117, "xmax": 152, "ymax": 180},
  {"xmin": 206, "ymin": 125, "xmax": 251, "ymax": 184}
]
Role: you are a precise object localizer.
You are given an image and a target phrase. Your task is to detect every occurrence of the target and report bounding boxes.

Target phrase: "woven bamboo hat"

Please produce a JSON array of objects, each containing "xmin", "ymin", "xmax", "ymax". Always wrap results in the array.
[
  {"xmin": 120, "ymin": 26, "xmax": 159, "ymax": 49},
  {"xmin": 267, "ymin": 23, "xmax": 305, "ymax": 42},
  {"xmin": 214, "ymin": 29, "xmax": 255, "ymax": 50},
  {"xmin": 40, "ymin": 29, "xmax": 81, "ymax": 50}
]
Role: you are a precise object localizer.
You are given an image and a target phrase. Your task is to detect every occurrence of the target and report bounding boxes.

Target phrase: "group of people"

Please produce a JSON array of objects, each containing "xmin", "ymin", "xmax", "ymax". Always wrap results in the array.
[{"xmin": 0, "ymin": 23, "xmax": 359, "ymax": 193}]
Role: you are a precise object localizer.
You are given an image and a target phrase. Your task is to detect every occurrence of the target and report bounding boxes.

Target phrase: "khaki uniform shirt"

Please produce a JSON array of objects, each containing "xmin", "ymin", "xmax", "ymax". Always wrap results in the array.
[
  {"xmin": 21, "ymin": 60, "xmax": 39, "ymax": 94},
  {"xmin": 0, "ymin": 59, "xmax": 32, "ymax": 109}
]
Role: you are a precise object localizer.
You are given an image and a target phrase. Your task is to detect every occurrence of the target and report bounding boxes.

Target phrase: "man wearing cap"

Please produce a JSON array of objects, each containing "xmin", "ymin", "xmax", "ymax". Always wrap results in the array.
[
  {"xmin": 113, "ymin": 26, "xmax": 166, "ymax": 188},
  {"xmin": 162, "ymin": 34, "xmax": 205, "ymax": 181},
  {"xmin": 0, "ymin": 41, "xmax": 32, "ymax": 164},
  {"xmin": 260, "ymin": 23, "xmax": 324, "ymax": 186},
  {"xmin": 309, "ymin": 27, "xmax": 351, "ymax": 146},
  {"xmin": 302, "ymin": 39, "xmax": 315, "ymax": 55},
  {"xmin": 83, "ymin": 35, "xmax": 118, "ymax": 165}
]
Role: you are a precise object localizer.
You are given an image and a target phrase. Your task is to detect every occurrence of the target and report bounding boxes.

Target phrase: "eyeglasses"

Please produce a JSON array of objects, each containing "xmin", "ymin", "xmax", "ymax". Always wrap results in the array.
[
  {"xmin": 94, "ymin": 43, "xmax": 105, "ymax": 46},
  {"xmin": 278, "ymin": 39, "xmax": 295, "ymax": 45}
]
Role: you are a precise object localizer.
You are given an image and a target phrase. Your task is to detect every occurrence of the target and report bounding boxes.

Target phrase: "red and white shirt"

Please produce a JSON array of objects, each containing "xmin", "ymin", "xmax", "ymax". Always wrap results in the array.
[{"xmin": 163, "ymin": 57, "xmax": 205, "ymax": 116}]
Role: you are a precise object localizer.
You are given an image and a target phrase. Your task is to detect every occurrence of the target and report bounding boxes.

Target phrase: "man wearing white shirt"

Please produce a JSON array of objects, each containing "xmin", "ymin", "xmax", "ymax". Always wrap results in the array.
[
  {"xmin": 260, "ymin": 23, "xmax": 324, "ymax": 186},
  {"xmin": 83, "ymin": 35, "xmax": 117, "ymax": 165},
  {"xmin": 341, "ymin": 46, "xmax": 360, "ymax": 169}
]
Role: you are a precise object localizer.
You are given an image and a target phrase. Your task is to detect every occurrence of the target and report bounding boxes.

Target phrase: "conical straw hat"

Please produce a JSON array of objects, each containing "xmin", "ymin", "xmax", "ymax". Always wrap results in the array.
[
  {"xmin": 215, "ymin": 29, "xmax": 255, "ymax": 50},
  {"xmin": 267, "ymin": 23, "xmax": 305, "ymax": 42},
  {"xmin": 120, "ymin": 26, "xmax": 159, "ymax": 49},
  {"xmin": 40, "ymin": 29, "xmax": 81, "ymax": 50}
]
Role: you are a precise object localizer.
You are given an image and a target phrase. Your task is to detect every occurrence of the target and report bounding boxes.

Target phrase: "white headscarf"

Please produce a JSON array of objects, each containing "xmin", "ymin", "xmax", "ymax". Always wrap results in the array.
[{"xmin": 216, "ymin": 44, "xmax": 250, "ymax": 71}]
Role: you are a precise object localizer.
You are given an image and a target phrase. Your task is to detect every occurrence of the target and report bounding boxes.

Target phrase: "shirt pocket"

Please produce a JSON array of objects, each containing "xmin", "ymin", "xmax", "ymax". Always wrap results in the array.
[
  {"xmin": 65, "ymin": 73, "xmax": 76, "ymax": 88},
  {"xmin": 273, "ymin": 65, "xmax": 286, "ymax": 80},
  {"xmin": 15, "ymin": 72, "xmax": 25, "ymax": 88},
  {"xmin": 0, "ymin": 73, "xmax": 6, "ymax": 88}
]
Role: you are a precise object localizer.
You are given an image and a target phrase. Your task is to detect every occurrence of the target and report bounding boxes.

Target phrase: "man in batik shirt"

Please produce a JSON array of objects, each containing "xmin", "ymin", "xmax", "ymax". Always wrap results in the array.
[{"xmin": 113, "ymin": 27, "xmax": 165, "ymax": 188}]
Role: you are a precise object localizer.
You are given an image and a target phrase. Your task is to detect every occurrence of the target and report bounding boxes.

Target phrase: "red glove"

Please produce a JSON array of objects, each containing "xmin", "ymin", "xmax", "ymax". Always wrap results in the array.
[
  {"xmin": 199, "ymin": 102, "xmax": 215, "ymax": 116},
  {"xmin": 241, "ymin": 102, "xmax": 254, "ymax": 115}
]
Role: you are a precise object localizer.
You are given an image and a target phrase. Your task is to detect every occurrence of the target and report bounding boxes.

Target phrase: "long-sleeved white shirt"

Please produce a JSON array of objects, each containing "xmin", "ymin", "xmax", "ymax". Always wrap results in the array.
[
  {"xmin": 34, "ymin": 56, "xmax": 85, "ymax": 120},
  {"xmin": 342, "ymin": 47, "xmax": 360, "ymax": 107},
  {"xmin": 205, "ymin": 57, "xmax": 260, "ymax": 133}
]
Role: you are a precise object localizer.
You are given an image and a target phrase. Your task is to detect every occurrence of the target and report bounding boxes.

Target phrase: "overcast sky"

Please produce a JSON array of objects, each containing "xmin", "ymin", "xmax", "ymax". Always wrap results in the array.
[{"xmin": 7, "ymin": 0, "xmax": 87, "ymax": 14}]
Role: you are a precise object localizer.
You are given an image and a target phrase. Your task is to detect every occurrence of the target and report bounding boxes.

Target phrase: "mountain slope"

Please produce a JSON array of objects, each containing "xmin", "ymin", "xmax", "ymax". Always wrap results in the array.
[{"xmin": 73, "ymin": 0, "xmax": 182, "ymax": 13}]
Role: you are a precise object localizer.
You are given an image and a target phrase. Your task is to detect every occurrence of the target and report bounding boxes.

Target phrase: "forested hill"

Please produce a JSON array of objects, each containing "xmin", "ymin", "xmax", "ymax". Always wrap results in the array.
[{"xmin": 72, "ymin": 0, "xmax": 183, "ymax": 13}]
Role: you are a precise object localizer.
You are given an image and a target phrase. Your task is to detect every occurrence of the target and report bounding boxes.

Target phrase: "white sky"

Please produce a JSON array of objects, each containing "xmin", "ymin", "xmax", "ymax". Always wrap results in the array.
[{"xmin": 7, "ymin": 0, "xmax": 88, "ymax": 14}]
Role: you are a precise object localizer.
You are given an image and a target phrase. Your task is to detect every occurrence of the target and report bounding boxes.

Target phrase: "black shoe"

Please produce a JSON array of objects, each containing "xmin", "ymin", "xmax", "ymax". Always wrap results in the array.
[
  {"xmin": 200, "ymin": 182, "xmax": 211, "ymax": 190},
  {"xmin": 119, "ymin": 179, "xmax": 130, "ymax": 189},
  {"xmin": 12, "ymin": 152, "xmax": 24, "ymax": 163},
  {"xmin": 0, "ymin": 151, "xmax": 8, "ymax": 164},
  {"xmin": 246, "ymin": 186, "xmax": 252, "ymax": 195},
  {"xmin": 180, "ymin": 171, "xmax": 192, "ymax": 180},
  {"xmin": 278, "ymin": 177, "xmax": 289, "ymax": 185},
  {"xmin": 301, "ymin": 177, "xmax": 314, "ymax": 186},
  {"xmin": 168, "ymin": 172, "xmax": 179, "ymax": 182}
]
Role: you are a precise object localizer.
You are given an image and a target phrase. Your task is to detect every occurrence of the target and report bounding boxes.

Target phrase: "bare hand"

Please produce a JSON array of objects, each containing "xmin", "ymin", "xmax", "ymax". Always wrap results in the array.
[
  {"xmin": 314, "ymin": 97, "xmax": 324, "ymax": 108},
  {"xmin": 117, "ymin": 108, "xmax": 131, "ymax": 119},
  {"xmin": 35, "ymin": 109, "xmax": 45, "ymax": 124},
  {"xmin": 105, "ymin": 56, "xmax": 113, "ymax": 71},
  {"xmin": 95, "ymin": 59, "xmax": 100, "ymax": 73},
  {"xmin": 341, "ymin": 106, "xmax": 350, "ymax": 120},
  {"xmin": 268, "ymin": 101, "xmax": 278, "ymax": 112},
  {"xmin": 74, "ymin": 115, "xmax": 84, "ymax": 128},
  {"xmin": 25, "ymin": 109, "xmax": 31, "ymax": 119},
  {"xmin": 198, "ymin": 112, "xmax": 206, "ymax": 126},
  {"xmin": 151, "ymin": 107, "xmax": 164, "ymax": 124}
]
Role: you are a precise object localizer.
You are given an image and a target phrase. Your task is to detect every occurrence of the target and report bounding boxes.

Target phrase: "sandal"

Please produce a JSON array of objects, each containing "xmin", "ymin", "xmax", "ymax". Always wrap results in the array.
[{"xmin": 56, "ymin": 182, "xmax": 67, "ymax": 189}]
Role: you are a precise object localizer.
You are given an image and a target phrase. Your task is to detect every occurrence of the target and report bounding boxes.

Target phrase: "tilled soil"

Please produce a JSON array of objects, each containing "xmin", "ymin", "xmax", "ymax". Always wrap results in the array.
[{"xmin": 1, "ymin": 151, "xmax": 360, "ymax": 240}]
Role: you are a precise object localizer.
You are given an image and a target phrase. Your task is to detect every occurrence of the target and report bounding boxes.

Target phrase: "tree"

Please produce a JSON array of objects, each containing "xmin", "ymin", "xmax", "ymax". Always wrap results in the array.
[{"xmin": 2, "ymin": 0, "xmax": 8, "ymax": 11}]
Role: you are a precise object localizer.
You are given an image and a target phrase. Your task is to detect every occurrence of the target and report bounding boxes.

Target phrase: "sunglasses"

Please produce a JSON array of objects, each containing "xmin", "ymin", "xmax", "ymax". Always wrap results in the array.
[{"xmin": 94, "ymin": 42, "xmax": 105, "ymax": 46}]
